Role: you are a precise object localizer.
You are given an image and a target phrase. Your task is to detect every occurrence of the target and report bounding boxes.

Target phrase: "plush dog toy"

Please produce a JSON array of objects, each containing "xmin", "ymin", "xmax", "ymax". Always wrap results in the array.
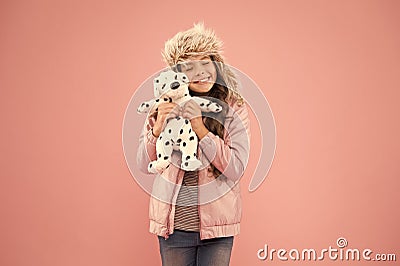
[{"xmin": 137, "ymin": 69, "xmax": 222, "ymax": 173}]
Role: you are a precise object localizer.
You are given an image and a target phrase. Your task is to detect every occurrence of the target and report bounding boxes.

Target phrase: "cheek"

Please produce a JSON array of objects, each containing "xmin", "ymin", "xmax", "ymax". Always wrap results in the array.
[{"xmin": 207, "ymin": 65, "xmax": 217, "ymax": 78}]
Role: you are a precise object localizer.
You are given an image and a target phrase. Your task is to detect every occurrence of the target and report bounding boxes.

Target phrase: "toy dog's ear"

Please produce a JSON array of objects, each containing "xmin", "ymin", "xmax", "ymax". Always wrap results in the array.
[
  {"xmin": 180, "ymin": 73, "xmax": 189, "ymax": 84},
  {"xmin": 153, "ymin": 77, "xmax": 161, "ymax": 98}
]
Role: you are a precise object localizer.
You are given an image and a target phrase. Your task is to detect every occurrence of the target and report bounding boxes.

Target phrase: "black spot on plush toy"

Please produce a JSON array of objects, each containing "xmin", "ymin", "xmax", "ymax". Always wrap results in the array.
[{"xmin": 137, "ymin": 69, "xmax": 222, "ymax": 173}]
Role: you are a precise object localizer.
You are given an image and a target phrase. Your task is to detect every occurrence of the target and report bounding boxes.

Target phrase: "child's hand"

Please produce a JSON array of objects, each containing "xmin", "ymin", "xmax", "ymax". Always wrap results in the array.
[
  {"xmin": 182, "ymin": 100, "xmax": 209, "ymax": 140},
  {"xmin": 151, "ymin": 103, "xmax": 180, "ymax": 137}
]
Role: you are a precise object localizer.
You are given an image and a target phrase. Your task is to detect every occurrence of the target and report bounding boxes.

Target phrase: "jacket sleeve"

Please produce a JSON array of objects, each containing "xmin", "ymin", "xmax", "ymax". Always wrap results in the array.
[
  {"xmin": 198, "ymin": 101, "xmax": 251, "ymax": 182},
  {"xmin": 136, "ymin": 116, "xmax": 158, "ymax": 174}
]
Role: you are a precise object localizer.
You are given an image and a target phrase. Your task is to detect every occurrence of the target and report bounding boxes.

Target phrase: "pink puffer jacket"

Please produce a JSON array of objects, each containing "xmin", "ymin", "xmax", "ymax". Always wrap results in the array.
[{"xmin": 137, "ymin": 99, "xmax": 250, "ymax": 240}]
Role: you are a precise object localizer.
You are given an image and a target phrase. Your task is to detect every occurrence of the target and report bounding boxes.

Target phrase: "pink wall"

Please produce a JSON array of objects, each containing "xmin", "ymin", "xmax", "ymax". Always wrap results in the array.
[{"xmin": 1, "ymin": 0, "xmax": 399, "ymax": 265}]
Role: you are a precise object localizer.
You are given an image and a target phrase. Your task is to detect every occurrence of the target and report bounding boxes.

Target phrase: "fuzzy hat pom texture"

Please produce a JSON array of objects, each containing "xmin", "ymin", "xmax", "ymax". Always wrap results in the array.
[{"xmin": 162, "ymin": 22, "xmax": 224, "ymax": 65}]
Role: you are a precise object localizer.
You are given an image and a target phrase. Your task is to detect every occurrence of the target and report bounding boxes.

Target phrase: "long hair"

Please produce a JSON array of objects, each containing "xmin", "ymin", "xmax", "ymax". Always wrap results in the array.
[{"xmin": 200, "ymin": 71, "xmax": 229, "ymax": 179}]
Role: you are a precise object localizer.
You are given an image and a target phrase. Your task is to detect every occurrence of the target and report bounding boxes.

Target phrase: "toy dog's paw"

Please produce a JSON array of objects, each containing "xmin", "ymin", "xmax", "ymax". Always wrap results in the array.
[
  {"xmin": 211, "ymin": 102, "xmax": 222, "ymax": 112},
  {"xmin": 148, "ymin": 161, "xmax": 158, "ymax": 173},
  {"xmin": 148, "ymin": 159, "xmax": 170, "ymax": 174},
  {"xmin": 181, "ymin": 158, "xmax": 202, "ymax": 171},
  {"xmin": 200, "ymin": 101, "xmax": 222, "ymax": 113},
  {"xmin": 137, "ymin": 102, "xmax": 152, "ymax": 113}
]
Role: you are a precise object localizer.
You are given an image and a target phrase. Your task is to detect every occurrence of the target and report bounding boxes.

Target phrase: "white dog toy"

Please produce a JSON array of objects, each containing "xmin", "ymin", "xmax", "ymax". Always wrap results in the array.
[{"xmin": 137, "ymin": 69, "xmax": 222, "ymax": 173}]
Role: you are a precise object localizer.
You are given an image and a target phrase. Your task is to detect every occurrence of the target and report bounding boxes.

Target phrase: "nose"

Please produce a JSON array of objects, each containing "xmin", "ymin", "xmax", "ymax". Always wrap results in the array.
[
  {"xmin": 194, "ymin": 64, "xmax": 205, "ymax": 76},
  {"xmin": 193, "ymin": 61, "xmax": 206, "ymax": 76},
  {"xmin": 170, "ymin": 81, "xmax": 180, "ymax": 90},
  {"xmin": 195, "ymin": 70, "xmax": 205, "ymax": 76}
]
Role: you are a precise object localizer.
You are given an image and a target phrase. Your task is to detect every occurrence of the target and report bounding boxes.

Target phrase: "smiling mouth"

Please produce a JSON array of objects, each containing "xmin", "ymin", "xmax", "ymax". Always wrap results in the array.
[{"xmin": 192, "ymin": 76, "xmax": 211, "ymax": 84}]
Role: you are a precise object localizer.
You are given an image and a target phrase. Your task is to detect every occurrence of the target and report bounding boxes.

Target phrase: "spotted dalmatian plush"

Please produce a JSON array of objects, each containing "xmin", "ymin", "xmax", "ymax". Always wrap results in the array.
[{"xmin": 137, "ymin": 69, "xmax": 222, "ymax": 173}]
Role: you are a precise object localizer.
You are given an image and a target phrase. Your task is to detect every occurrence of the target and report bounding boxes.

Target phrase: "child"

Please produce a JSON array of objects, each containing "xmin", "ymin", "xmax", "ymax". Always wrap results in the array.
[{"xmin": 137, "ymin": 23, "xmax": 250, "ymax": 266}]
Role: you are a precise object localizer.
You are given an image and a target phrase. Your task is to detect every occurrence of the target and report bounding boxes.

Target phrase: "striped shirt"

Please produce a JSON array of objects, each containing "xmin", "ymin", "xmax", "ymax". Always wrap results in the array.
[{"xmin": 174, "ymin": 171, "xmax": 200, "ymax": 232}]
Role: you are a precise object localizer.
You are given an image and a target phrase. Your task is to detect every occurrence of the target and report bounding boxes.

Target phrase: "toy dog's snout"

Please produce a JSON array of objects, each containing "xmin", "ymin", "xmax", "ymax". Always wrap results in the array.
[{"xmin": 170, "ymin": 81, "xmax": 180, "ymax": 90}]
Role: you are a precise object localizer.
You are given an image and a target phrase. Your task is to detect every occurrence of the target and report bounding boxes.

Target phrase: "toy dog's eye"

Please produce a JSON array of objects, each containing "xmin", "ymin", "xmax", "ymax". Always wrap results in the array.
[
  {"xmin": 174, "ymin": 75, "xmax": 177, "ymax": 80},
  {"xmin": 182, "ymin": 76, "xmax": 186, "ymax": 80},
  {"xmin": 155, "ymin": 79, "xmax": 159, "ymax": 83},
  {"xmin": 162, "ymin": 84, "xmax": 166, "ymax": 90}
]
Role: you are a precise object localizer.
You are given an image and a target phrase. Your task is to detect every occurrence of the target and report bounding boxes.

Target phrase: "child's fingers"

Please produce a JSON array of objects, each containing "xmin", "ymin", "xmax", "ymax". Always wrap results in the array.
[
  {"xmin": 152, "ymin": 103, "xmax": 176, "ymax": 115},
  {"xmin": 162, "ymin": 105, "xmax": 180, "ymax": 118},
  {"xmin": 153, "ymin": 103, "xmax": 181, "ymax": 126},
  {"xmin": 166, "ymin": 109, "xmax": 179, "ymax": 120},
  {"xmin": 182, "ymin": 101, "xmax": 202, "ymax": 120}
]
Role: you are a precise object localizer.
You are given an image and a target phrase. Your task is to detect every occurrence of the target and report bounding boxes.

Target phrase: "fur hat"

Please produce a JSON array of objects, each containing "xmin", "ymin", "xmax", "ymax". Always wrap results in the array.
[{"xmin": 162, "ymin": 23, "xmax": 243, "ymax": 104}]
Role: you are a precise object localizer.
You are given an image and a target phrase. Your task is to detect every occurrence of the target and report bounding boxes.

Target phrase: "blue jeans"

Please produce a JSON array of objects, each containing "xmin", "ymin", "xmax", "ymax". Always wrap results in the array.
[{"xmin": 158, "ymin": 230, "xmax": 234, "ymax": 266}]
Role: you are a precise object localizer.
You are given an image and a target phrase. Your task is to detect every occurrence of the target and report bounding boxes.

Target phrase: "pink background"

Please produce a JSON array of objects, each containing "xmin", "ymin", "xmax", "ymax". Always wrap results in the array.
[{"xmin": 1, "ymin": 0, "xmax": 399, "ymax": 265}]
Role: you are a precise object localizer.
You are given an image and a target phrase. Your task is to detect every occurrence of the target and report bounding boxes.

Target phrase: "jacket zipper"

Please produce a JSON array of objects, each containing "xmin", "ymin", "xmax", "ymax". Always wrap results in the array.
[
  {"xmin": 197, "ymin": 166, "xmax": 202, "ymax": 239},
  {"xmin": 197, "ymin": 148, "xmax": 202, "ymax": 240},
  {"xmin": 164, "ymin": 205, "xmax": 172, "ymax": 240},
  {"xmin": 164, "ymin": 169, "xmax": 182, "ymax": 240}
]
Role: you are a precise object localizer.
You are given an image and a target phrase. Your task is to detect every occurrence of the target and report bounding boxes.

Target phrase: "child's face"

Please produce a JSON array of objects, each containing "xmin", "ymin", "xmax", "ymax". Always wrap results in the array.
[{"xmin": 179, "ymin": 55, "xmax": 217, "ymax": 93}]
